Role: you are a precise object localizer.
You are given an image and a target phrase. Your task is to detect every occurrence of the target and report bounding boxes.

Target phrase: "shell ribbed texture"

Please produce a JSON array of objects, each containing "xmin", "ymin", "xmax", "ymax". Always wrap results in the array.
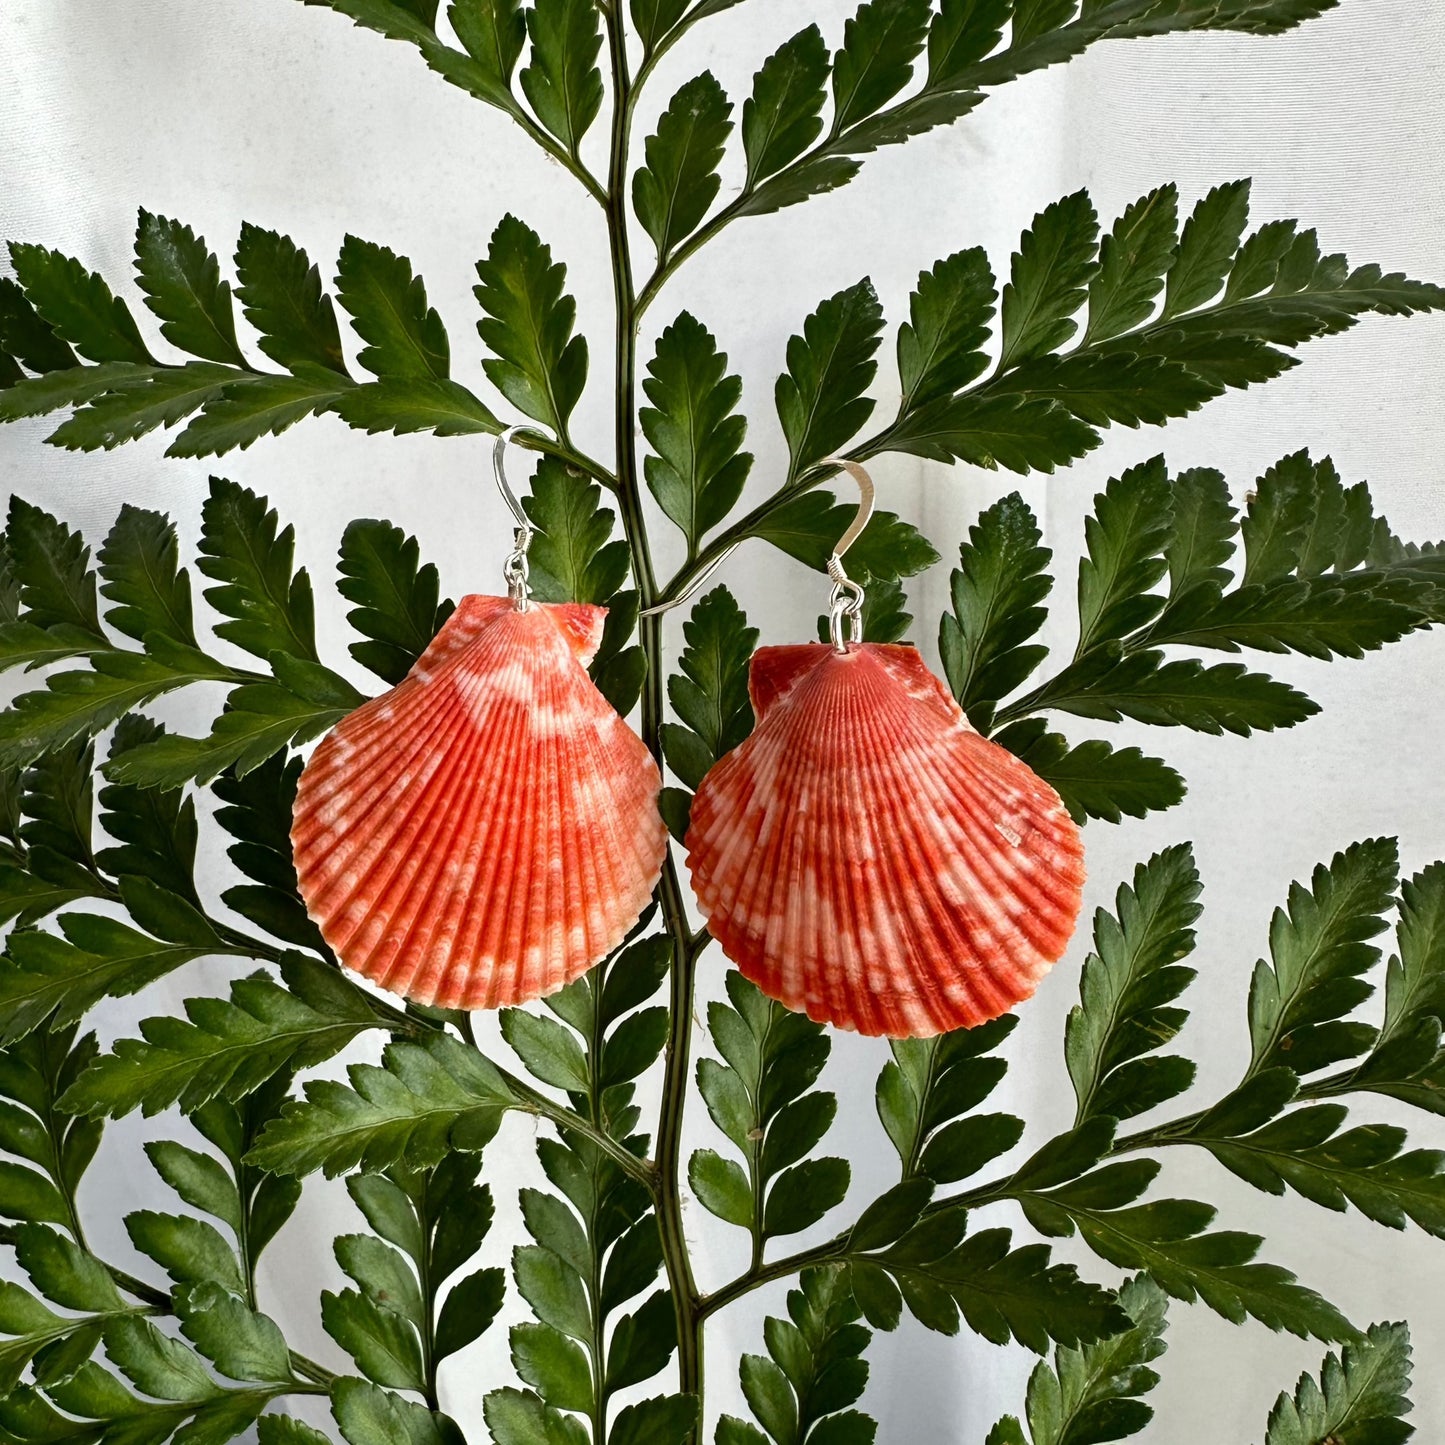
[
  {"xmin": 686, "ymin": 642, "xmax": 1085, "ymax": 1038},
  {"xmin": 291, "ymin": 595, "xmax": 666, "ymax": 1009}
]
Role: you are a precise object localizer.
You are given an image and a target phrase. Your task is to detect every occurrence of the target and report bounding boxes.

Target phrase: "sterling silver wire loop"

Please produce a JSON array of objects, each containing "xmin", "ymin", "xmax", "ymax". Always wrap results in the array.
[
  {"xmin": 827, "ymin": 556, "xmax": 866, "ymax": 652},
  {"xmin": 822, "ymin": 457, "xmax": 874, "ymax": 653},
  {"xmin": 493, "ymin": 425, "xmax": 548, "ymax": 611},
  {"xmin": 638, "ymin": 457, "xmax": 878, "ymax": 641},
  {"xmin": 637, "ymin": 542, "xmax": 740, "ymax": 618}
]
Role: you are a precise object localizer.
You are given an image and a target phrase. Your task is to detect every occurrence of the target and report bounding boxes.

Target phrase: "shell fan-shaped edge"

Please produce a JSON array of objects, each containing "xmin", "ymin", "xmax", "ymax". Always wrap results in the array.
[
  {"xmin": 685, "ymin": 642, "xmax": 1086, "ymax": 1039},
  {"xmin": 291, "ymin": 594, "xmax": 667, "ymax": 1010}
]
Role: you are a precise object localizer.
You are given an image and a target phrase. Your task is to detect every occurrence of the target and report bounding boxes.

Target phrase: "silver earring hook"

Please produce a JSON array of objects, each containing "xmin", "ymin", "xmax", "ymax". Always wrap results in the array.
[
  {"xmin": 638, "ymin": 457, "xmax": 877, "ymax": 628},
  {"xmin": 636, "ymin": 543, "xmax": 741, "ymax": 619},
  {"xmin": 822, "ymin": 456, "xmax": 874, "ymax": 653},
  {"xmin": 494, "ymin": 425, "xmax": 549, "ymax": 611}
]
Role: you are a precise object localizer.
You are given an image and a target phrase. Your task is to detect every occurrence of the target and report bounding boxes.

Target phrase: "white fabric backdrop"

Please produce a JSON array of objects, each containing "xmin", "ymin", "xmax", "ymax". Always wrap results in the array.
[{"xmin": 1, "ymin": 0, "xmax": 1443, "ymax": 1437}]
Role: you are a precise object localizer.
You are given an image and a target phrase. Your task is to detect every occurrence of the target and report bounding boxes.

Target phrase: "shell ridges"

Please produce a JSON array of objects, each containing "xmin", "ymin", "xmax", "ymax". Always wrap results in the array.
[
  {"xmin": 292, "ymin": 595, "xmax": 666, "ymax": 1010},
  {"xmin": 685, "ymin": 642, "xmax": 1085, "ymax": 1038}
]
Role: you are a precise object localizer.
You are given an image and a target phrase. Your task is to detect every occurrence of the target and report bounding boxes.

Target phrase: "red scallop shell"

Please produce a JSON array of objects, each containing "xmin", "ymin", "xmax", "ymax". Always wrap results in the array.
[
  {"xmin": 685, "ymin": 642, "xmax": 1085, "ymax": 1038},
  {"xmin": 291, "ymin": 595, "xmax": 666, "ymax": 1009}
]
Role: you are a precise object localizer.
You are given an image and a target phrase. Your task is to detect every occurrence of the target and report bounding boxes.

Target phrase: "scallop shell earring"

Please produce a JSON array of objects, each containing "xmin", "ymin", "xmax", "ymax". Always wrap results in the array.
[
  {"xmin": 681, "ymin": 460, "xmax": 1086, "ymax": 1039},
  {"xmin": 291, "ymin": 428, "xmax": 667, "ymax": 1010}
]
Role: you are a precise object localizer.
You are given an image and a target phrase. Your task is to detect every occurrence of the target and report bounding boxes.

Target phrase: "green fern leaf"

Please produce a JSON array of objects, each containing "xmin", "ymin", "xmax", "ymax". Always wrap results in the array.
[
  {"xmin": 522, "ymin": 459, "xmax": 630, "ymax": 605},
  {"xmin": 338, "ymin": 519, "xmax": 453, "ymax": 684},
  {"xmin": 1084, "ymin": 185, "xmax": 1180, "ymax": 345},
  {"xmin": 475, "ymin": 215, "xmax": 589, "ymax": 435},
  {"xmin": 234, "ymin": 223, "xmax": 350, "ymax": 375},
  {"xmin": 97, "ymin": 505, "xmax": 197, "ymax": 650},
  {"xmin": 59, "ymin": 954, "xmax": 391, "ymax": 1120},
  {"xmin": 1162, "ymin": 179, "xmax": 1252, "ymax": 318},
  {"xmin": 212, "ymin": 750, "xmax": 331, "ymax": 953},
  {"xmin": 331, "ymin": 376, "xmax": 499, "ymax": 436},
  {"xmin": 997, "ymin": 724, "xmax": 1186, "ymax": 825},
  {"xmin": 97, "ymin": 717, "xmax": 201, "ymax": 903},
  {"xmin": 1246, "ymin": 838, "xmax": 1399, "ymax": 1080},
  {"xmin": 995, "ymin": 1273, "xmax": 1169, "ymax": 1445},
  {"xmin": 660, "ymin": 586, "xmax": 756, "ymax": 820},
  {"xmin": 629, "ymin": 0, "xmax": 689, "ymax": 51},
  {"xmin": 520, "ymin": 0, "xmax": 604, "ymax": 153},
  {"xmin": 1343, "ymin": 863, "xmax": 1445, "ymax": 1112},
  {"xmin": 1037, "ymin": 650, "xmax": 1318, "ymax": 736},
  {"xmin": 1074, "ymin": 457, "xmax": 1173, "ymax": 660},
  {"xmin": 747, "ymin": 491, "xmax": 939, "ymax": 580},
  {"xmin": 0, "ymin": 902, "xmax": 226, "ymax": 1047},
  {"xmin": 722, "ymin": 1266, "xmax": 877, "ymax": 1445},
  {"xmin": 641, "ymin": 313, "xmax": 752, "ymax": 552},
  {"xmin": 450, "ymin": 0, "xmax": 528, "ymax": 91},
  {"xmin": 1199, "ymin": 1104, "xmax": 1445, "ymax": 1237},
  {"xmin": 0, "ymin": 1023, "xmax": 102, "ymax": 1233},
  {"xmin": 335, "ymin": 237, "xmax": 450, "ymax": 380},
  {"xmin": 938, "ymin": 493, "xmax": 1051, "ymax": 731},
  {"xmin": 4, "ymin": 497, "xmax": 104, "ymax": 642},
  {"xmin": 998, "ymin": 191, "xmax": 1100, "ymax": 370},
  {"xmin": 0, "ymin": 360, "xmax": 156, "ymax": 426},
  {"xmin": 693, "ymin": 972, "xmax": 844, "ymax": 1248},
  {"xmin": 1039, "ymin": 1189, "xmax": 1353, "ymax": 1341},
  {"xmin": 0, "ymin": 276, "xmax": 78, "ymax": 373},
  {"xmin": 166, "ymin": 373, "xmax": 353, "ymax": 458},
  {"xmin": 775, "ymin": 281, "xmax": 883, "ymax": 480},
  {"xmin": 1065, "ymin": 844, "xmax": 1202, "ymax": 1125},
  {"xmin": 876, "ymin": 1017, "xmax": 1019, "ymax": 1184},
  {"xmin": 885, "ymin": 392, "xmax": 1098, "ymax": 472},
  {"xmin": 247, "ymin": 1034, "xmax": 516, "ymax": 1177},
  {"xmin": 47, "ymin": 362, "xmax": 241, "ymax": 452},
  {"xmin": 897, "ymin": 247, "xmax": 996, "ymax": 412},
  {"xmin": 857, "ymin": 1208, "xmax": 1127, "ymax": 1350},
  {"xmin": 830, "ymin": 0, "xmax": 932, "ymax": 135},
  {"xmin": 633, "ymin": 74, "xmax": 734, "ymax": 261},
  {"xmin": 133, "ymin": 211, "xmax": 245, "ymax": 366},
  {"xmin": 103, "ymin": 673, "xmax": 360, "ymax": 788},
  {"xmin": 0, "ymin": 649, "xmax": 235, "ymax": 772},
  {"xmin": 197, "ymin": 477, "xmax": 318, "ymax": 662},
  {"xmin": 1264, "ymin": 1321, "xmax": 1413, "ymax": 1445},
  {"xmin": 742, "ymin": 27, "xmax": 830, "ymax": 186},
  {"xmin": 6, "ymin": 244, "xmax": 153, "ymax": 366}
]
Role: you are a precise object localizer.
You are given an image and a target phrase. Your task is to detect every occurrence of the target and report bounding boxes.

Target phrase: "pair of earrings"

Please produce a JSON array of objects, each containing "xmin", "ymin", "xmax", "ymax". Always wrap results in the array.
[{"xmin": 291, "ymin": 439, "xmax": 1084, "ymax": 1039}]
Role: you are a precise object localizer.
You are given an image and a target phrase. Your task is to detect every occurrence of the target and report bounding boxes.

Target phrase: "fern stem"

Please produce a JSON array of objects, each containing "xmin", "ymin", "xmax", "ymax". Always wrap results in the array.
[
  {"xmin": 39, "ymin": 1057, "xmax": 89, "ymax": 1253},
  {"xmin": 418, "ymin": 1173, "xmax": 441, "ymax": 1413},
  {"xmin": 509, "ymin": 1074, "xmax": 657, "ymax": 1185},
  {"xmin": 698, "ymin": 1239, "xmax": 848, "ymax": 1322},
  {"xmin": 603, "ymin": 3, "xmax": 704, "ymax": 1430},
  {"xmin": 502, "ymin": 96, "xmax": 608, "ymax": 208},
  {"xmin": 703, "ymin": 1075, "xmax": 1339, "ymax": 1322},
  {"xmin": 584, "ymin": 959, "xmax": 612, "ymax": 1444},
  {"xmin": 0, "ymin": 1223, "xmax": 341, "ymax": 1389},
  {"xmin": 654, "ymin": 868, "xmax": 705, "ymax": 1412}
]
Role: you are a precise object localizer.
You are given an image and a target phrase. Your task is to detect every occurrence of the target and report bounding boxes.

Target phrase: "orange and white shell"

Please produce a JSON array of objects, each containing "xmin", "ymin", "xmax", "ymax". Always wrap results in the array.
[
  {"xmin": 685, "ymin": 642, "xmax": 1085, "ymax": 1038},
  {"xmin": 291, "ymin": 595, "xmax": 666, "ymax": 1010}
]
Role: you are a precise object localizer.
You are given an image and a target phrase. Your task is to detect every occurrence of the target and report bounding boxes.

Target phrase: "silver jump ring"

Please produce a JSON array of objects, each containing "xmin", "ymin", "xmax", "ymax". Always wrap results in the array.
[
  {"xmin": 502, "ymin": 529, "xmax": 532, "ymax": 609},
  {"xmin": 827, "ymin": 556, "xmax": 865, "ymax": 653}
]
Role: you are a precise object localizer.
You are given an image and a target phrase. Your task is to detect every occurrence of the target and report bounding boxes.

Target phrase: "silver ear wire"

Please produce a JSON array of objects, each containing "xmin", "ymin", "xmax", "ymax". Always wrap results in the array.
[
  {"xmin": 637, "ymin": 543, "xmax": 741, "ymax": 619},
  {"xmin": 494, "ymin": 425, "xmax": 550, "ymax": 611},
  {"xmin": 638, "ymin": 457, "xmax": 879, "ymax": 630},
  {"xmin": 821, "ymin": 457, "xmax": 875, "ymax": 653}
]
